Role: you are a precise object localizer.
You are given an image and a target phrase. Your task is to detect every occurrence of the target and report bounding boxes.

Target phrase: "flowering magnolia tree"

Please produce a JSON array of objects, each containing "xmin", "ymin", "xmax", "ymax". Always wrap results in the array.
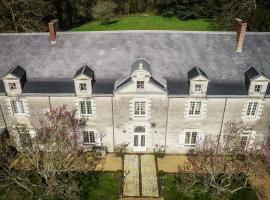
[
  {"xmin": 178, "ymin": 121, "xmax": 266, "ymax": 199},
  {"xmin": 18, "ymin": 105, "xmax": 100, "ymax": 199}
]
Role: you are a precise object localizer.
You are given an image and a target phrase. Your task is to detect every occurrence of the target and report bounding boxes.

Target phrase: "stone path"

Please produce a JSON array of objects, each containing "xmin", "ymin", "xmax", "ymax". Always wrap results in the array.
[
  {"xmin": 123, "ymin": 155, "xmax": 140, "ymax": 196},
  {"xmin": 123, "ymin": 154, "xmax": 159, "ymax": 198},
  {"xmin": 141, "ymin": 155, "xmax": 159, "ymax": 197}
]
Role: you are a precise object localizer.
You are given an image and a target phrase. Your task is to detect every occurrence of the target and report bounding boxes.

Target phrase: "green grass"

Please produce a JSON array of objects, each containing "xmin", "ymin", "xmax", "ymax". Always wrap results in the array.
[
  {"xmin": 79, "ymin": 171, "xmax": 123, "ymax": 200},
  {"xmin": 160, "ymin": 174, "xmax": 258, "ymax": 200},
  {"xmin": 71, "ymin": 14, "xmax": 218, "ymax": 31}
]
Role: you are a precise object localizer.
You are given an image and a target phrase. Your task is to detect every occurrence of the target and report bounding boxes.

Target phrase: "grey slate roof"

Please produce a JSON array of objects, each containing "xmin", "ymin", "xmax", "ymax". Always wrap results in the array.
[
  {"xmin": 0, "ymin": 31, "xmax": 270, "ymax": 95},
  {"xmin": 74, "ymin": 65, "xmax": 94, "ymax": 79},
  {"xmin": 188, "ymin": 67, "xmax": 208, "ymax": 80},
  {"xmin": 245, "ymin": 66, "xmax": 266, "ymax": 80},
  {"xmin": 5, "ymin": 65, "xmax": 26, "ymax": 79}
]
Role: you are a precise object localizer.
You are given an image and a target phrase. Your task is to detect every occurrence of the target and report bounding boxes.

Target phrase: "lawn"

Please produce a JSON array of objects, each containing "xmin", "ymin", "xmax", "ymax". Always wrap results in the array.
[
  {"xmin": 71, "ymin": 14, "xmax": 218, "ymax": 31},
  {"xmin": 160, "ymin": 173, "xmax": 258, "ymax": 200},
  {"xmin": 79, "ymin": 171, "xmax": 123, "ymax": 200}
]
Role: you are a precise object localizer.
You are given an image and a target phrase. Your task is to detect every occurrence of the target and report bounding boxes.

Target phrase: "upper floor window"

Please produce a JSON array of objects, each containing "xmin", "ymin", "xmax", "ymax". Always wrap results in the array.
[
  {"xmin": 189, "ymin": 101, "xmax": 201, "ymax": 116},
  {"xmin": 246, "ymin": 102, "xmax": 258, "ymax": 117},
  {"xmin": 185, "ymin": 131, "xmax": 197, "ymax": 145},
  {"xmin": 194, "ymin": 84, "xmax": 202, "ymax": 93},
  {"xmin": 137, "ymin": 81, "xmax": 144, "ymax": 89},
  {"xmin": 80, "ymin": 101, "xmax": 92, "ymax": 115},
  {"xmin": 254, "ymin": 85, "xmax": 262, "ymax": 93},
  {"xmin": 134, "ymin": 101, "xmax": 146, "ymax": 116},
  {"xmin": 8, "ymin": 83, "xmax": 17, "ymax": 91},
  {"xmin": 83, "ymin": 131, "xmax": 95, "ymax": 145},
  {"xmin": 79, "ymin": 83, "xmax": 87, "ymax": 92},
  {"xmin": 11, "ymin": 100, "xmax": 25, "ymax": 114}
]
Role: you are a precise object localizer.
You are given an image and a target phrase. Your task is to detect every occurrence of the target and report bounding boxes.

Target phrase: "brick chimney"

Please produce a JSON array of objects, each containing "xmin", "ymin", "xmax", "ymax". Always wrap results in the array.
[
  {"xmin": 48, "ymin": 19, "xmax": 57, "ymax": 45},
  {"xmin": 235, "ymin": 18, "xmax": 247, "ymax": 53}
]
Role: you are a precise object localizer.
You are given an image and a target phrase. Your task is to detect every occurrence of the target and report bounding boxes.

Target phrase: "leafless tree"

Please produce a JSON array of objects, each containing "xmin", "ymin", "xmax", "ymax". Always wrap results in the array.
[{"xmin": 178, "ymin": 120, "xmax": 266, "ymax": 199}]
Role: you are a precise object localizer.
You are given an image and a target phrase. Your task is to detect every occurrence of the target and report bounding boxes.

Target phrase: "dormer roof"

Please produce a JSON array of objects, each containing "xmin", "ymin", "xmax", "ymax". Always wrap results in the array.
[
  {"xmin": 3, "ymin": 65, "xmax": 26, "ymax": 79},
  {"xmin": 188, "ymin": 67, "xmax": 207, "ymax": 80},
  {"xmin": 245, "ymin": 66, "xmax": 268, "ymax": 81},
  {"xmin": 130, "ymin": 58, "xmax": 151, "ymax": 75},
  {"xmin": 74, "ymin": 65, "xmax": 94, "ymax": 79}
]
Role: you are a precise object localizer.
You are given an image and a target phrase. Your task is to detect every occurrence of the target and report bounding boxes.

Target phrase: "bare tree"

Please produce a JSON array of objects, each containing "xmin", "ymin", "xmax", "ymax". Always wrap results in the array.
[
  {"xmin": 178, "ymin": 120, "xmax": 266, "ymax": 199},
  {"xmin": 16, "ymin": 105, "xmax": 100, "ymax": 199}
]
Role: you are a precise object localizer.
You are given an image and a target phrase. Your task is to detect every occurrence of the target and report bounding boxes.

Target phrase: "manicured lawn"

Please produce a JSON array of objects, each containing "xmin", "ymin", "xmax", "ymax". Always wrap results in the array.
[
  {"xmin": 160, "ymin": 173, "xmax": 258, "ymax": 200},
  {"xmin": 71, "ymin": 14, "xmax": 218, "ymax": 31},
  {"xmin": 79, "ymin": 171, "xmax": 123, "ymax": 200}
]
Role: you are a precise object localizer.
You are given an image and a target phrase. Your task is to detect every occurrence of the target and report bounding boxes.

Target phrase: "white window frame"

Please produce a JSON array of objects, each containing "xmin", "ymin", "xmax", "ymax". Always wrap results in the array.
[
  {"xmin": 11, "ymin": 100, "xmax": 25, "ymax": 115},
  {"xmin": 188, "ymin": 101, "xmax": 202, "ymax": 116},
  {"xmin": 8, "ymin": 82, "xmax": 17, "ymax": 92},
  {"xmin": 134, "ymin": 100, "xmax": 147, "ymax": 117},
  {"xmin": 254, "ymin": 85, "xmax": 262, "ymax": 93},
  {"xmin": 246, "ymin": 102, "xmax": 259, "ymax": 117},
  {"xmin": 83, "ymin": 130, "xmax": 96, "ymax": 145},
  {"xmin": 79, "ymin": 83, "xmax": 87, "ymax": 92},
  {"xmin": 184, "ymin": 131, "xmax": 197, "ymax": 146},
  {"xmin": 80, "ymin": 100, "xmax": 93, "ymax": 116},
  {"xmin": 136, "ymin": 81, "xmax": 144, "ymax": 89},
  {"xmin": 240, "ymin": 131, "xmax": 252, "ymax": 151},
  {"xmin": 194, "ymin": 84, "xmax": 202, "ymax": 93}
]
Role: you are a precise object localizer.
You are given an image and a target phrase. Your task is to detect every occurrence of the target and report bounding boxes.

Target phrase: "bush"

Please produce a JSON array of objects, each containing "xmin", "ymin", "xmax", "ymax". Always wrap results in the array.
[{"xmin": 114, "ymin": 143, "xmax": 129, "ymax": 157}]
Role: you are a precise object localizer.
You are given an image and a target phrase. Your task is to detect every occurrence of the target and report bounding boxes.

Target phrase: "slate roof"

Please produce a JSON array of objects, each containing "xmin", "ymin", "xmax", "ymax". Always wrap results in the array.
[
  {"xmin": 5, "ymin": 65, "xmax": 26, "ymax": 79},
  {"xmin": 188, "ymin": 67, "xmax": 208, "ymax": 80},
  {"xmin": 74, "ymin": 65, "xmax": 94, "ymax": 79},
  {"xmin": 0, "ymin": 31, "xmax": 269, "ymax": 96},
  {"xmin": 245, "ymin": 66, "xmax": 266, "ymax": 80}
]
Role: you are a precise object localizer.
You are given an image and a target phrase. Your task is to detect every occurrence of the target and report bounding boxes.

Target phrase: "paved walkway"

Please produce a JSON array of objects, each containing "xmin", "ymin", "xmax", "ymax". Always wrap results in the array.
[
  {"xmin": 141, "ymin": 155, "xmax": 159, "ymax": 197},
  {"xmin": 123, "ymin": 155, "xmax": 140, "ymax": 196},
  {"xmin": 123, "ymin": 154, "xmax": 159, "ymax": 198}
]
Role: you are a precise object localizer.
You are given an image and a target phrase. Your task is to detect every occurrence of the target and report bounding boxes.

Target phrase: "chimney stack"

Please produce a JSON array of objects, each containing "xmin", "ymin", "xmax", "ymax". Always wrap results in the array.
[
  {"xmin": 235, "ymin": 18, "xmax": 247, "ymax": 53},
  {"xmin": 48, "ymin": 19, "xmax": 57, "ymax": 45}
]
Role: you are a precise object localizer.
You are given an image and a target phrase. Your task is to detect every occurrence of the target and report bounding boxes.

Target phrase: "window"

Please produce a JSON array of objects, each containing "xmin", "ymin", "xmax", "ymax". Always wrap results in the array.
[
  {"xmin": 185, "ymin": 131, "xmax": 197, "ymax": 145},
  {"xmin": 189, "ymin": 101, "xmax": 201, "ymax": 116},
  {"xmin": 11, "ymin": 100, "xmax": 25, "ymax": 114},
  {"xmin": 240, "ymin": 132, "xmax": 251, "ymax": 151},
  {"xmin": 8, "ymin": 83, "xmax": 17, "ymax": 91},
  {"xmin": 194, "ymin": 84, "xmax": 202, "ymax": 93},
  {"xmin": 246, "ymin": 102, "xmax": 259, "ymax": 117},
  {"xmin": 254, "ymin": 85, "xmax": 262, "ymax": 93},
  {"xmin": 83, "ymin": 131, "xmax": 95, "ymax": 145},
  {"xmin": 134, "ymin": 101, "xmax": 146, "ymax": 116},
  {"xmin": 79, "ymin": 83, "xmax": 87, "ymax": 92},
  {"xmin": 137, "ymin": 81, "xmax": 144, "ymax": 89},
  {"xmin": 80, "ymin": 101, "xmax": 92, "ymax": 115}
]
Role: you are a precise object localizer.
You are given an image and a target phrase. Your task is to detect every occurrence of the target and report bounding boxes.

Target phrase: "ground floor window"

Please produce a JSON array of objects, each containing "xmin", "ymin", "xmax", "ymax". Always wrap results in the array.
[
  {"xmin": 240, "ymin": 132, "xmax": 251, "ymax": 151},
  {"xmin": 185, "ymin": 131, "xmax": 197, "ymax": 145},
  {"xmin": 83, "ymin": 131, "xmax": 95, "ymax": 145}
]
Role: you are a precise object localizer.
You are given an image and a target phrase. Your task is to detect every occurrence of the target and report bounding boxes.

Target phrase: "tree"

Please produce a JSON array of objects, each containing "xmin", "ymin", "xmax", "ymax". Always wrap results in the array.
[
  {"xmin": 93, "ymin": 0, "xmax": 117, "ymax": 25},
  {"xmin": 178, "ymin": 121, "xmax": 266, "ymax": 199},
  {"xmin": 0, "ymin": 0, "xmax": 52, "ymax": 32},
  {"xmin": 17, "ymin": 105, "xmax": 99, "ymax": 199}
]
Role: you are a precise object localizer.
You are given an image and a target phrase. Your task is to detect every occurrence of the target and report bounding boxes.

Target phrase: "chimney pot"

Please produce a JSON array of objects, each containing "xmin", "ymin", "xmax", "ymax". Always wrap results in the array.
[
  {"xmin": 48, "ymin": 19, "xmax": 57, "ymax": 45},
  {"xmin": 235, "ymin": 18, "xmax": 247, "ymax": 53}
]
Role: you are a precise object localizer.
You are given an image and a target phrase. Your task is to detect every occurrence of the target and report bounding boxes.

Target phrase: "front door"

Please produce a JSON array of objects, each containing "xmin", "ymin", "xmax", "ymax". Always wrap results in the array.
[{"xmin": 133, "ymin": 126, "xmax": 146, "ymax": 152}]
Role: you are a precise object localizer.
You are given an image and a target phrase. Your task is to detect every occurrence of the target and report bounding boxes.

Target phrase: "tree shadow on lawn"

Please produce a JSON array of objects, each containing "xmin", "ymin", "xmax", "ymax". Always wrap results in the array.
[{"xmin": 100, "ymin": 20, "xmax": 120, "ymax": 26}]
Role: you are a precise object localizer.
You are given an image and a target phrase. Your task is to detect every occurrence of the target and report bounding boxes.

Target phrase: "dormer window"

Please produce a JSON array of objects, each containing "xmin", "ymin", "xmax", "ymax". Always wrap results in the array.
[
  {"xmin": 254, "ymin": 85, "xmax": 262, "ymax": 93},
  {"xmin": 79, "ymin": 83, "xmax": 87, "ymax": 92},
  {"xmin": 194, "ymin": 84, "xmax": 202, "ymax": 93},
  {"xmin": 137, "ymin": 81, "xmax": 144, "ymax": 89},
  {"xmin": 8, "ymin": 83, "xmax": 17, "ymax": 91}
]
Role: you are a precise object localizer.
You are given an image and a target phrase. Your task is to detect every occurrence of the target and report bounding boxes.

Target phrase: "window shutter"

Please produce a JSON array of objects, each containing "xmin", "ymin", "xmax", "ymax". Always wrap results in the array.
[
  {"xmin": 247, "ymin": 131, "xmax": 256, "ymax": 149},
  {"xmin": 179, "ymin": 132, "xmax": 186, "ymax": 146},
  {"xmin": 95, "ymin": 132, "xmax": 101, "ymax": 146},
  {"xmin": 196, "ymin": 133, "xmax": 205, "ymax": 146}
]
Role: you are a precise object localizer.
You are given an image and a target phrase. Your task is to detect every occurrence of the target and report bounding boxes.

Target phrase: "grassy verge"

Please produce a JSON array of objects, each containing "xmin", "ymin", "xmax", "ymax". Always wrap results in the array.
[
  {"xmin": 71, "ymin": 14, "xmax": 218, "ymax": 31},
  {"xmin": 160, "ymin": 173, "xmax": 258, "ymax": 200}
]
